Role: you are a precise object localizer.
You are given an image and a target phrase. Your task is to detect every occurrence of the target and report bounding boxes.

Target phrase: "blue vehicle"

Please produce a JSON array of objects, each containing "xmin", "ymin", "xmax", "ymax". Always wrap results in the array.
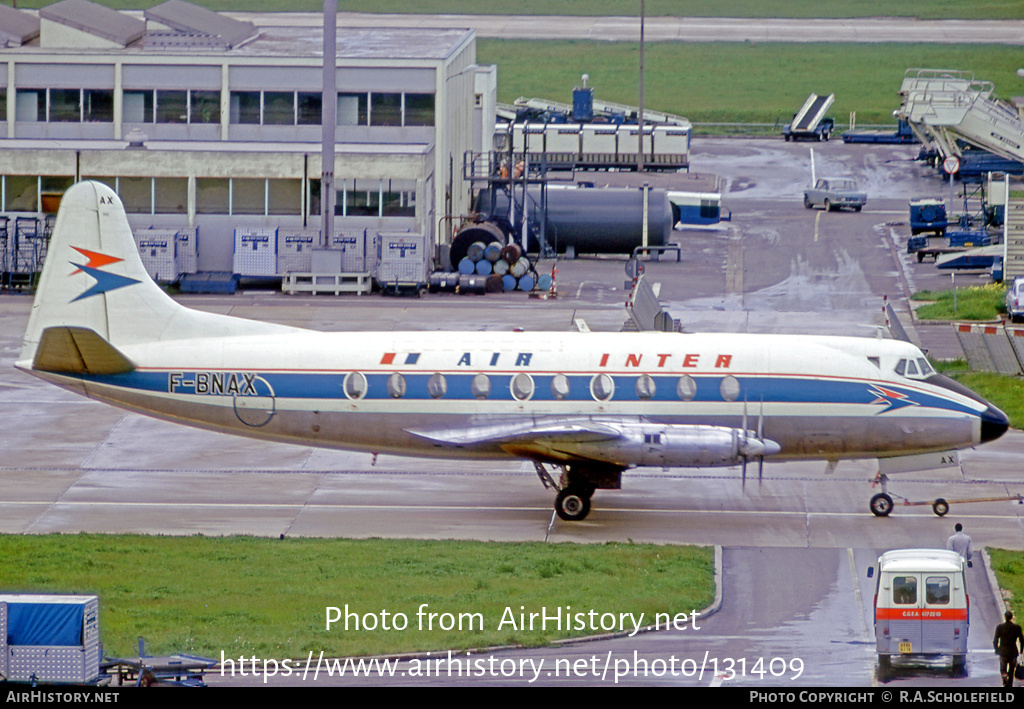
[{"xmin": 909, "ymin": 198, "xmax": 947, "ymax": 236}]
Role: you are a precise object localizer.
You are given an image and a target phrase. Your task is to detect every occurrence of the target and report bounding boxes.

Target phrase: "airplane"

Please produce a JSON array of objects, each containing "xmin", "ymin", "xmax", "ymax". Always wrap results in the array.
[{"xmin": 16, "ymin": 181, "xmax": 1010, "ymax": 522}]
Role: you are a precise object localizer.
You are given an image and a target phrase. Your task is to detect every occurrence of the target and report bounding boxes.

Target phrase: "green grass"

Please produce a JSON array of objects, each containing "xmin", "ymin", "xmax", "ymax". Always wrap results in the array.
[
  {"xmin": 0, "ymin": 535, "xmax": 714, "ymax": 659},
  {"xmin": 479, "ymin": 41, "xmax": 1024, "ymax": 125},
  {"xmin": 946, "ymin": 371, "xmax": 1024, "ymax": 430},
  {"xmin": 989, "ymin": 550, "xmax": 1024, "ymax": 619},
  {"xmin": 7, "ymin": 1, "xmax": 1024, "ymax": 19},
  {"xmin": 911, "ymin": 283, "xmax": 1006, "ymax": 321}
]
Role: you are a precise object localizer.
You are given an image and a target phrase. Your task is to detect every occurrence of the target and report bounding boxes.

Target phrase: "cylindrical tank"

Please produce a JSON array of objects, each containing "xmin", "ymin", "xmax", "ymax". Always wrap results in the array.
[
  {"xmin": 428, "ymin": 272, "xmax": 460, "ymax": 293},
  {"xmin": 474, "ymin": 185, "xmax": 674, "ymax": 255},
  {"xmin": 518, "ymin": 273, "xmax": 536, "ymax": 292},
  {"xmin": 475, "ymin": 259, "xmax": 492, "ymax": 276},
  {"xmin": 457, "ymin": 274, "xmax": 487, "ymax": 294}
]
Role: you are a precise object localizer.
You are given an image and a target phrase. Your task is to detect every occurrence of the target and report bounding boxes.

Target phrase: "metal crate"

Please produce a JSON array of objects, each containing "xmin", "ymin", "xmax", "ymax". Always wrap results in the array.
[
  {"xmin": 377, "ymin": 232, "xmax": 428, "ymax": 287},
  {"xmin": 0, "ymin": 594, "xmax": 102, "ymax": 684},
  {"xmin": 233, "ymin": 228, "xmax": 278, "ymax": 276}
]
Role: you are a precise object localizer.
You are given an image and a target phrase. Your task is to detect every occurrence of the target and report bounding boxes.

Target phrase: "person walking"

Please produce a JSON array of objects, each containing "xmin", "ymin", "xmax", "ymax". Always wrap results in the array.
[
  {"xmin": 946, "ymin": 523, "xmax": 973, "ymax": 567},
  {"xmin": 994, "ymin": 610, "xmax": 1024, "ymax": 687}
]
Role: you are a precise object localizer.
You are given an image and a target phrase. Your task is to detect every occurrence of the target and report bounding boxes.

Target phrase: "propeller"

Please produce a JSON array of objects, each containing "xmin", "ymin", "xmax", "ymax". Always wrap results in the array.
[{"xmin": 739, "ymin": 397, "xmax": 776, "ymax": 489}]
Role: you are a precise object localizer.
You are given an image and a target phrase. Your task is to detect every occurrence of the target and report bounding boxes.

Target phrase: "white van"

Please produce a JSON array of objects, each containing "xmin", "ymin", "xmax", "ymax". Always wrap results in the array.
[{"xmin": 870, "ymin": 549, "xmax": 969, "ymax": 672}]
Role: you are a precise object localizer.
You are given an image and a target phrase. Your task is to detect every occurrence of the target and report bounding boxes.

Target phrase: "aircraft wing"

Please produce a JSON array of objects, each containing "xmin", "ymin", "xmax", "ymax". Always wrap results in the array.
[
  {"xmin": 407, "ymin": 417, "xmax": 780, "ymax": 468},
  {"xmin": 406, "ymin": 418, "xmax": 622, "ymax": 448}
]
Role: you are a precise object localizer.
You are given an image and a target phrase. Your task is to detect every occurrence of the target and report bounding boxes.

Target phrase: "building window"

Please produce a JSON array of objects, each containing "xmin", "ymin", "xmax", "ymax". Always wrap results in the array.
[
  {"xmin": 404, "ymin": 93, "xmax": 434, "ymax": 126},
  {"xmin": 337, "ymin": 93, "xmax": 367, "ymax": 126},
  {"xmin": 267, "ymin": 179, "xmax": 301, "ymax": 216},
  {"xmin": 84, "ymin": 90, "xmax": 113, "ymax": 122},
  {"xmin": 297, "ymin": 92, "xmax": 321, "ymax": 125},
  {"xmin": 48, "ymin": 89, "xmax": 80, "ymax": 122},
  {"xmin": 344, "ymin": 179, "xmax": 379, "ymax": 217},
  {"xmin": 154, "ymin": 178, "xmax": 187, "ymax": 214},
  {"xmin": 370, "ymin": 93, "xmax": 401, "ymax": 127},
  {"xmin": 381, "ymin": 179, "xmax": 416, "ymax": 217},
  {"xmin": 196, "ymin": 177, "xmax": 229, "ymax": 214},
  {"xmin": 119, "ymin": 176, "xmax": 152, "ymax": 213},
  {"xmin": 190, "ymin": 91, "xmax": 220, "ymax": 124},
  {"xmin": 232, "ymin": 178, "xmax": 265, "ymax": 215},
  {"xmin": 123, "ymin": 90, "xmax": 153, "ymax": 123},
  {"xmin": 15, "ymin": 90, "xmax": 45, "ymax": 122},
  {"xmin": 230, "ymin": 91, "xmax": 260, "ymax": 124},
  {"xmin": 155, "ymin": 90, "xmax": 187, "ymax": 123},
  {"xmin": 4, "ymin": 175, "xmax": 37, "ymax": 211},
  {"xmin": 262, "ymin": 92, "xmax": 294, "ymax": 125}
]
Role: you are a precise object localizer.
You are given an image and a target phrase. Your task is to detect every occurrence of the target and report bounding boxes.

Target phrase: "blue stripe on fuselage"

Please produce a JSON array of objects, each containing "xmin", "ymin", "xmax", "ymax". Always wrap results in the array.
[{"xmin": 73, "ymin": 370, "xmax": 980, "ymax": 416}]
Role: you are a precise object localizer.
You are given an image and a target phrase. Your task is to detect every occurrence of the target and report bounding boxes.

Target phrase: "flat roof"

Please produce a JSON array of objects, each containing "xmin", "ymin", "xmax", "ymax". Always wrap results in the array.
[{"xmin": 0, "ymin": 138, "xmax": 433, "ymax": 156}]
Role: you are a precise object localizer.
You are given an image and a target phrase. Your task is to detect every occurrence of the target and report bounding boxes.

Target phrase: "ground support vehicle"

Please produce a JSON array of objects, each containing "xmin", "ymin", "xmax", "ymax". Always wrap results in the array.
[{"xmin": 870, "ymin": 549, "xmax": 968, "ymax": 677}]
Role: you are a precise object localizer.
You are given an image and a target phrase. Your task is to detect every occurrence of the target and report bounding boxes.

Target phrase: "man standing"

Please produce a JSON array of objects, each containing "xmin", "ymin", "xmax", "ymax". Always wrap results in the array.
[
  {"xmin": 946, "ymin": 523, "xmax": 973, "ymax": 567},
  {"xmin": 994, "ymin": 610, "xmax": 1024, "ymax": 687}
]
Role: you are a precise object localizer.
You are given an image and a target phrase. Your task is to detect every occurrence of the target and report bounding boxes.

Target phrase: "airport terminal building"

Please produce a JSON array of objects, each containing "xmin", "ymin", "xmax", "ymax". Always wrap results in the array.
[{"xmin": 0, "ymin": 0, "xmax": 494, "ymax": 277}]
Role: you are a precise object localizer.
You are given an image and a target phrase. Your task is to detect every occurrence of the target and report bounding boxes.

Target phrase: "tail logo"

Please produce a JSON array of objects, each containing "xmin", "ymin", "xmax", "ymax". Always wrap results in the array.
[{"xmin": 69, "ymin": 246, "xmax": 141, "ymax": 302}]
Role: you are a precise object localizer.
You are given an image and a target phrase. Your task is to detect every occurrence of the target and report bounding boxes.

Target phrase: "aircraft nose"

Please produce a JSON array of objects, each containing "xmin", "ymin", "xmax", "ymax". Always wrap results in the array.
[{"xmin": 981, "ymin": 404, "xmax": 1009, "ymax": 443}]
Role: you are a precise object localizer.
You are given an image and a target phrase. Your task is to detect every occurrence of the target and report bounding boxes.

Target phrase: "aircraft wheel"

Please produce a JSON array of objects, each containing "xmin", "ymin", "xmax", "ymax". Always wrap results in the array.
[
  {"xmin": 933, "ymin": 498, "xmax": 949, "ymax": 517},
  {"xmin": 870, "ymin": 493, "xmax": 894, "ymax": 517},
  {"xmin": 555, "ymin": 487, "xmax": 591, "ymax": 522}
]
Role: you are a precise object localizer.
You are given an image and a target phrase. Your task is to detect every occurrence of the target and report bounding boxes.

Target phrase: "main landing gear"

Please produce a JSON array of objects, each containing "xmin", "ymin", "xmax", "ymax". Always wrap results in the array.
[{"xmin": 534, "ymin": 462, "xmax": 623, "ymax": 521}]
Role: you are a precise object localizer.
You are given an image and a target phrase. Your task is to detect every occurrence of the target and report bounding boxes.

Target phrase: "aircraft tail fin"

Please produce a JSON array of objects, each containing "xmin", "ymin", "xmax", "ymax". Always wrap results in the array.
[{"xmin": 19, "ymin": 180, "xmax": 290, "ymax": 369}]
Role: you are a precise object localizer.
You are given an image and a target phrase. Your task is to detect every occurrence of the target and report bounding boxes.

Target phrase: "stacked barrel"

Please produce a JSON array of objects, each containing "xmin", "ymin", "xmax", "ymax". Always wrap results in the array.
[{"xmin": 450, "ymin": 241, "xmax": 545, "ymax": 294}]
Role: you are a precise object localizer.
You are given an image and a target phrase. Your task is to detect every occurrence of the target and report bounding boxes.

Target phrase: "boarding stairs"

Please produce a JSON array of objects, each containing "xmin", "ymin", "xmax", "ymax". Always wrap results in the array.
[
  {"xmin": 899, "ymin": 68, "xmax": 1024, "ymax": 165},
  {"xmin": 792, "ymin": 93, "xmax": 834, "ymax": 133}
]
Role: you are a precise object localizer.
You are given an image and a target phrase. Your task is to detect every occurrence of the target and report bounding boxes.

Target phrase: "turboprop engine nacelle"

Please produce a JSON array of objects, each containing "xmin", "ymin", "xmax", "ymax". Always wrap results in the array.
[{"xmin": 571, "ymin": 424, "xmax": 781, "ymax": 468}]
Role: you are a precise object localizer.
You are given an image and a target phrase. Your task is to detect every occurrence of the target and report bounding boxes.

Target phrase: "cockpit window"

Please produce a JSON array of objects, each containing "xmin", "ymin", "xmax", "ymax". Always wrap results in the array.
[
  {"xmin": 905, "ymin": 360, "xmax": 919, "ymax": 376},
  {"xmin": 895, "ymin": 357, "xmax": 934, "ymax": 380},
  {"xmin": 917, "ymin": 358, "xmax": 934, "ymax": 376},
  {"xmin": 895, "ymin": 359, "xmax": 906, "ymax": 376}
]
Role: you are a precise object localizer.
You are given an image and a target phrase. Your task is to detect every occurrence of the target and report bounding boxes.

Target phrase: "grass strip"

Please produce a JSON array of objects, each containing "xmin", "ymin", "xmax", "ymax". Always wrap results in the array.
[
  {"xmin": 988, "ymin": 550, "xmax": 1024, "ymax": 620},
  {"xmin": 479, "ymin": 41, "xmax": 1024, "ymax": 125},
  {"xmin": 912, "ymin": 283, "xmax": 1006, "ymax": 322},
  {"xmin": 0, "ymin": 534, "xmax": 714, "ymax": 659}
]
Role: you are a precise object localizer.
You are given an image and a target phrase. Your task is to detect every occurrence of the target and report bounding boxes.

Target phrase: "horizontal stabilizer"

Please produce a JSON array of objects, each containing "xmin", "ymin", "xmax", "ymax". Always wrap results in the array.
[{"xmin": 33, "ymin": 326, "xmax": 135, "ymax": 375}]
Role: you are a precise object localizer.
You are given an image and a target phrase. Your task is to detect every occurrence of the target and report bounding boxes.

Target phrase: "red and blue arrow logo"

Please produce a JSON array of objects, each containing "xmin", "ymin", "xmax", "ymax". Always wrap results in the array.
[{"xmin": 69, "ymin": 247, "xmax": 141, "ymax": 302}]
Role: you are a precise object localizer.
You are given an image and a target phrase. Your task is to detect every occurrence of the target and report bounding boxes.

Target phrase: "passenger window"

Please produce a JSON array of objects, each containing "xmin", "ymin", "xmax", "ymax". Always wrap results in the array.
[
  {"xmin": 925, "ymin": 576, "xmax": 950, "ymax": 605},
  {"xmin": 386, "ymin": 372, "xmax": 406, "ymax": 399},
  {"xmin": 427, "ymin": 373, "xmax": 447, "ymax": 399},
  {"xmin": 893, "ymin": 576, "xmax": 917, "ymax": 605},
  {"xmin": 720, "ymin": 375, "xmax": 740, "ymax": 402},
  {"xmin": 471, "ymin": 373, "xmax": 490, "ymax": 400},
  {"xmin": 344, "ymin": 372, "xmax": 367, "ymax": 400},
  {"xmin": 635, "ymin": 374, "xmax": 656, "ymax": 400},
  {"xmin": 511, "ymin": 373, "xmax": 534, "ymax": 401},
  {"xmin": 591, "ymin": 373, "xmax": 614, "ymax": 401},
  {"xmin": 677, "ymin": 375, "xmax": 696, "ymax": 401},
  {"xmin": 550, "ymin": 373, "xmax": 570, "ymax": 400}
]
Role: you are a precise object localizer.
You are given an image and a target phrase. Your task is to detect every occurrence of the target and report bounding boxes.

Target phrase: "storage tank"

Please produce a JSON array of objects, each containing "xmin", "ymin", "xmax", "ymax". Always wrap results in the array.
[{"xmin": 473, "ymin": 185, "xmax": 674, "ymax": 255}]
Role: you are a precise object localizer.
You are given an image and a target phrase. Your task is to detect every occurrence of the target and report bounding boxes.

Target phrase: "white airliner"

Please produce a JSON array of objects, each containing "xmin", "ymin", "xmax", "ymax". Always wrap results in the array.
[{"xmin": 16, "ymin": 182, "xmax": 1009, "ymax": 521}]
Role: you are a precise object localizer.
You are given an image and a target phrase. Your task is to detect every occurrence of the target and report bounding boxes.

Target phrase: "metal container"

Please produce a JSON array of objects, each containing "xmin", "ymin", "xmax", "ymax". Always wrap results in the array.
[
  {"xmin": 474, "ymin": 185, "xmax": 674, "ymax": 254},
  {"xmin": 457, "ymin": 273, "xmax": 487, "ymax": 294}
]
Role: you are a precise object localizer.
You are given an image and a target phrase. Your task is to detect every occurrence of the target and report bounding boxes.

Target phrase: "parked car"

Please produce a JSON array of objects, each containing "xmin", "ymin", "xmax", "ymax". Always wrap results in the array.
[
  {"xmin": 1006, "ymin": 276, "xmax": 1024, "ymax": 323},
  {"xmin": 803, "ymin": 178, "xmax": 867, "ymax": 212}
]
